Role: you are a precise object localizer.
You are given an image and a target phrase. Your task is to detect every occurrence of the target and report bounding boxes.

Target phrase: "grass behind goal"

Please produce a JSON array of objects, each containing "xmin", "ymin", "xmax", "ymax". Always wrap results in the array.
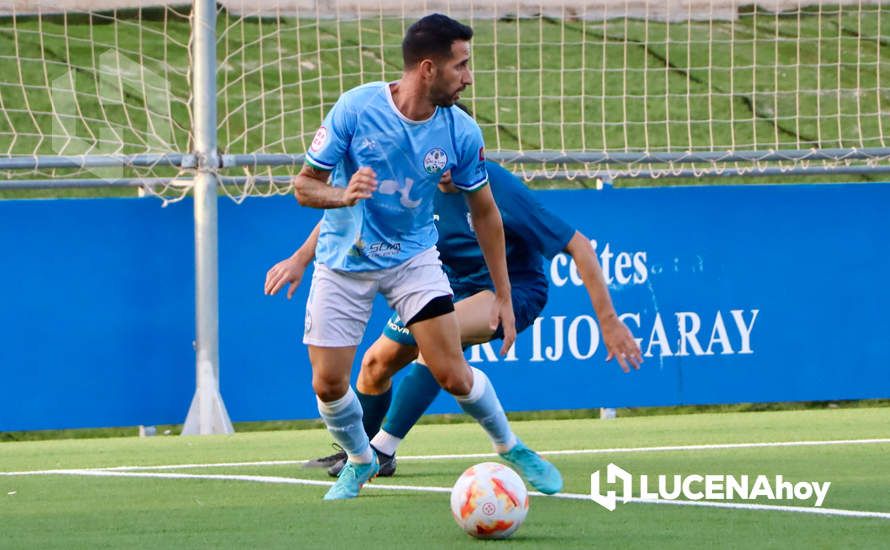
[
  {"xmin": 2, "ymin": 408, "xmax": 889, "ymax": 548},
  {"xmin": 1, "ymin": 2, "xmax": 888, "ymax": 186}
]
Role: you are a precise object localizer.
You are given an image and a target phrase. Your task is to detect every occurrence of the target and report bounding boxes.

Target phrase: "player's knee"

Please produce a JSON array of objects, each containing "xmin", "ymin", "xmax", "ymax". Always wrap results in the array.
[
  {"xmin": 357, "ymin": 353, "xmax": 389, "ymax": 394},
  {"xmin": 431, "ymin": 364, "xmax": 473, "ymax": 396},
  {"xmin": 360, "ymin": 349, "xmax": 387, "ymax": 379},
  {"xmin": 311, "ymin": 372, "xmax": 350, "ymax": 402}
]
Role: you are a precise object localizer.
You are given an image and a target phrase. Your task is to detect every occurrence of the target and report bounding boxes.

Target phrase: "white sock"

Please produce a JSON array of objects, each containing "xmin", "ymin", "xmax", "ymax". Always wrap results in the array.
[{"xmin": 371, "ymin": 430, "xmax": 403, "ymax": 456}]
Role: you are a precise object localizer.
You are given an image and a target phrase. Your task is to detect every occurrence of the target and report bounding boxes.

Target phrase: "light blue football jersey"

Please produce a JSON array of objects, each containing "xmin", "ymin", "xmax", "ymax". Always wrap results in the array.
[{"xmin": 305, "ymin": 81, "xmax": 489, "ymax": 271}]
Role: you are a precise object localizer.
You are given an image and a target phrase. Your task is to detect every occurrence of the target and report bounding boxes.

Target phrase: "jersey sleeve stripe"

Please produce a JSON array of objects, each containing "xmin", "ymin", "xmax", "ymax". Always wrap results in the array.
[
  {"xmin": 454, "ymin": 176, "xmax": 489, "ymax": 193},
  {"xmin": 305, "ymin": 153, "xmax": 335, "ymax": 171}
]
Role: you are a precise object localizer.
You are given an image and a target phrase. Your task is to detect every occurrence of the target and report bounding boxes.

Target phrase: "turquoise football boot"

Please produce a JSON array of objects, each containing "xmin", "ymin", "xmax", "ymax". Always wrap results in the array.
[
  {"xmin": 499, "ymin": 440, "xmax": 563, "ymax": 495},
  {"xmin": 323, "ymin": 453, "xmax": 380, "ymax": 500}
]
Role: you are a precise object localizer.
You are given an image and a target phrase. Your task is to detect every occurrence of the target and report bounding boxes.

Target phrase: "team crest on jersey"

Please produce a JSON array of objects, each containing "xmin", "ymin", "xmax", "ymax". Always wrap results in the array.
[
  {"xmin": 423, "ymin": 147, "xmax": 448, "ymax": 174},
  {"xmin": 310, "ymin": 126, "xmax": 328, "ymax": 152}
]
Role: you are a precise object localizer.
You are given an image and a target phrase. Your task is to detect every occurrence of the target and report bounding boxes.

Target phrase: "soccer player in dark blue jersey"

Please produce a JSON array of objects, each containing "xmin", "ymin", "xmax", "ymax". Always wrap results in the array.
[{"xmin": 268, "ymin": 156, "xmax": 642, "ymax": 478}]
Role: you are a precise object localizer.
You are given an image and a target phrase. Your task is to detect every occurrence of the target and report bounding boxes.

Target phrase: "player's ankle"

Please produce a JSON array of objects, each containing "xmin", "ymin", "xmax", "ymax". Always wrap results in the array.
[
  {"xmin": 494, "ymin": 434, "xmax": 518, "ymax": 454},
  {"xmin": 371, "ymin": 430, "xmax": 402, "ymax": 456}
]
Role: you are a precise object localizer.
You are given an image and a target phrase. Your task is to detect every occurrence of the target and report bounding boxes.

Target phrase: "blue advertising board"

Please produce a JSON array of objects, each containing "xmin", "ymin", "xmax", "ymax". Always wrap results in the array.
[{"xmin": 1, "ymin": 182, "xmax": 888, "ymax": 430}]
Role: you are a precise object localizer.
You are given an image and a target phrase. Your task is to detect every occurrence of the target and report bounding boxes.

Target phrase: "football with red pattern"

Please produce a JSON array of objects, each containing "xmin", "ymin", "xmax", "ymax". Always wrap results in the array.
[{"xmin": 450, "ymin": 462, "xmax": 529, "ymax": 539}]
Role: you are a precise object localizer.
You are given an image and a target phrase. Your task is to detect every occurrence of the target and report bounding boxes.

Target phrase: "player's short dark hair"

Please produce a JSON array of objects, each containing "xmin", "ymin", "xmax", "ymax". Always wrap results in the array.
[{"xmin": 402, "ymin": 14, "xmax": 474, "ymax": 69}]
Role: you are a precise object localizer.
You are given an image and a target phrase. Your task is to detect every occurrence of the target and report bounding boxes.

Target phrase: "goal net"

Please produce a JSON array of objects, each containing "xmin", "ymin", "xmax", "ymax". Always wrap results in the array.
[
  {"xmin": 0, "ymin": 3, "xmax": 192, "ymax": 190},
  {"xmin": 1, "ymin": 0, "xmax": 888, "ymax": 196}
]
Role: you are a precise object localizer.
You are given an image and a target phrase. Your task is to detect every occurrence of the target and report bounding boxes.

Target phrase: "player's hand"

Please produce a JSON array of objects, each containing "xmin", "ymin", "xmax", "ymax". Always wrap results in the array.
[
  {"xmin": 601, "ymin": 315, "xmax": 643, "ymax": 373},
  {"xmin": 343, "ymin": 167, "xmax": 377, "ymax": 206},
  {"xmin": 264, "ymin": 256, "xmax": 308, "ymax": 299},
  {"xmin": 490, "ymin": 294, "xmax": 516, "ymax": 356}
]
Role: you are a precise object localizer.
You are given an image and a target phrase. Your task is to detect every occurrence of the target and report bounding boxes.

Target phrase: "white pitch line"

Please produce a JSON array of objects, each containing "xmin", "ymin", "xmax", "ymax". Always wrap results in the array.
[
  {"xmin": 15, "ymin": 469, "xmax": 890, "ymax": 521},
  {"xmin": 550, "ymin": 491, "xmax": 890, "ymax": 520},
  {"xmin": 2, "ymin": 437, "xmax": 889, "ymax": 476},
  {"xmin": 50, "ymin": 469, "xmax": 335, "ymax": 487},
  {"xmin": 399, "ymin": 438, "xmax": 890, "ymax": 462},
  {"xmin": 100, "ymin": 460, "xmax": 307, "ymax": 471},
  {"xmin": 622, "ymin": 496, "xmax": 890, "ymax": 520},
  {"xmin": 541, "ymin": 437, "xmax": 890, "ymax": 456}
]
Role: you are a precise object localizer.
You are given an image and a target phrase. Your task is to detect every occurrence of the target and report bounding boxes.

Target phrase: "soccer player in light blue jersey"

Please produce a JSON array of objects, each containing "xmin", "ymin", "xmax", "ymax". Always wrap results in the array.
[
  {"xmin": 277, "ymin": 14, "xmax": 561, "ymax": 500},
  {"xmin": 268, "ymin": 158, "xmax": 643, "ymax": 479}
]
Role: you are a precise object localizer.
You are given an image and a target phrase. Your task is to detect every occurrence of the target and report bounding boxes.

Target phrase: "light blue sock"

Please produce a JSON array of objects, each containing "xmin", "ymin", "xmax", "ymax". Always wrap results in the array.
[
  {"xmin": 317, "ymin": 387, "xmax": 373, "ymax": 463},
  {"xmin": 454, "ymin": 367, "xmax": 517, "ymax": 453}
]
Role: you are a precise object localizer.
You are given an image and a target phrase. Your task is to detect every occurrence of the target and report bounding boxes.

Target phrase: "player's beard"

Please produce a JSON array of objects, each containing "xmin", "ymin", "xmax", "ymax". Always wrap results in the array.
[{"xmin": 430, "ymin": 80, "xmax": 463, "ymax": 108}]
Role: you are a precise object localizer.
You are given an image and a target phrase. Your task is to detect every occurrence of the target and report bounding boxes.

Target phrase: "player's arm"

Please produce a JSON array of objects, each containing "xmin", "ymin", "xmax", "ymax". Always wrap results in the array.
[
  {"xmin": 294, "ymin": 92, "xmax": 374, "ymax": 208},
  {"xmin": 464, "ymin": 186, "xmax": 516, "ymax": 355},
  {"xmin": 264, "ymin": 222, "xmax": 321, "ymax": 299},
  {"xmin": 293, "ymin": 165, "xmax": 377, "ymax": 209},
  {"xmin": 565, "ymin": 231, "xmax": 643, "ymax": 372}
]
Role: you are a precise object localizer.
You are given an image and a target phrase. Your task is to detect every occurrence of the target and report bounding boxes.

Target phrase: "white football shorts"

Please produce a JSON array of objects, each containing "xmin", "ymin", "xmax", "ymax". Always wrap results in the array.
[{"xmin": 303, "ymin": 246, "xmax": 453, "ymax": 347}]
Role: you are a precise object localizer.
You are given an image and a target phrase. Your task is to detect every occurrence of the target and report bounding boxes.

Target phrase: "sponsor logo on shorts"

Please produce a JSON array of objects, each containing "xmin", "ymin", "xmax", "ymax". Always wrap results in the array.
[
  {"xmin": 304, "ymin": 310, "xmax": 312, "ymax": 334},
  {"xmin": 387, "ymin": 316, "xmax": 411, "ymax": 336},
  {"xmin": 423, "ymin": 147, "xmax": 448, "ymax": 174}
]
